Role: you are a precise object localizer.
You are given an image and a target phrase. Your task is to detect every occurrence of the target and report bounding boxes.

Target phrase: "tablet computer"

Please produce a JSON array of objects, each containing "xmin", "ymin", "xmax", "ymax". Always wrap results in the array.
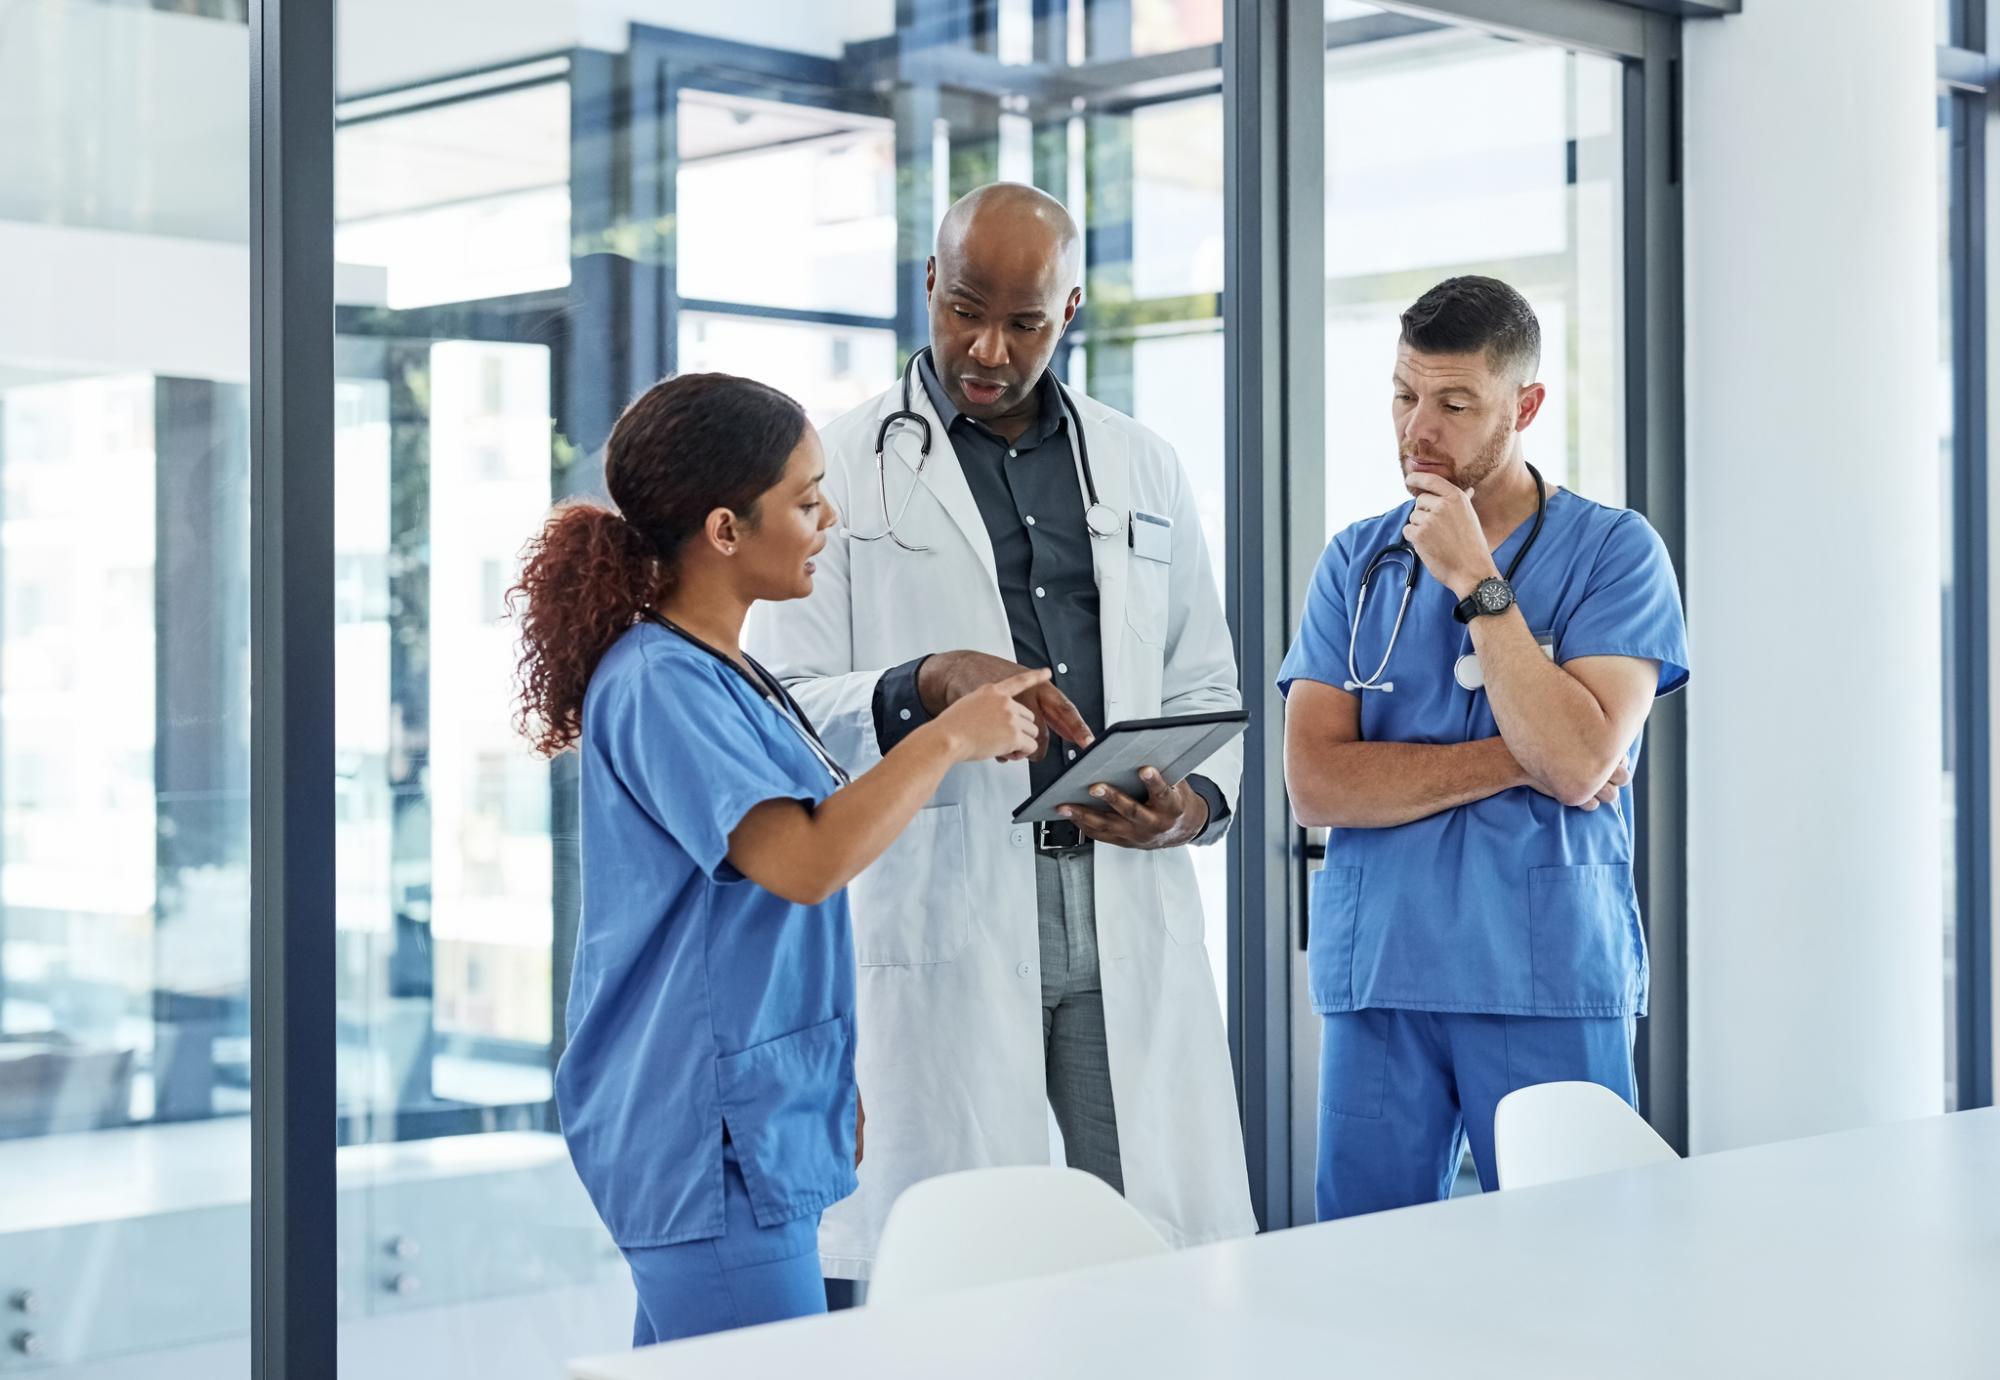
[{"xmin": 1011, "ymin": 710, "xmax": 1250, "ymax": 824}]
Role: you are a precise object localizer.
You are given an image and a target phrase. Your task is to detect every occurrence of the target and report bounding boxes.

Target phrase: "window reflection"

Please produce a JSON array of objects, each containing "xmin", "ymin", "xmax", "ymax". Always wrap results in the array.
[
  {"xmin": 0, "ymin": 2, "xmax": 253, "ymax": 1372},
  {"xmin": 1323, "ymin": 17, "xmax": 1625, "ymax": 539}
]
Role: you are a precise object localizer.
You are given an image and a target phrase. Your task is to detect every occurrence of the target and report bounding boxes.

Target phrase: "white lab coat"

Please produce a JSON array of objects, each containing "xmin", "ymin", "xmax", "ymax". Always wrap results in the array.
[{"xmin": 745, "ymin": 378, "xmax": 1256, "ymax": 1278}]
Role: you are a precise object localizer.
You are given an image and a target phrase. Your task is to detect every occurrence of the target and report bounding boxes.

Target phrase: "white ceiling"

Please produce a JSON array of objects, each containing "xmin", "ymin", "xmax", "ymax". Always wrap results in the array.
[
  {"xmin": 678, "ymin": 88, "xmax": 887, "ymax": 164},
  {"xmin": 337, "ymin": 0, "xmax": 899, "ymax": 99},
  {"xmin": 337, "ymin": 82, "xmax": 570, "ymax": 224},
  {"xmin": 0, "ymin": 0, "xmax": 899, "ymax": 245}
]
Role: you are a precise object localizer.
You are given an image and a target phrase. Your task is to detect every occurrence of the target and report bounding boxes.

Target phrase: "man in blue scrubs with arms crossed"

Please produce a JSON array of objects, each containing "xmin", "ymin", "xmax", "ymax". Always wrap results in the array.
[{"xmin": 1280, "ymin": 277, "xmax": 1689, "ymax": 1217}]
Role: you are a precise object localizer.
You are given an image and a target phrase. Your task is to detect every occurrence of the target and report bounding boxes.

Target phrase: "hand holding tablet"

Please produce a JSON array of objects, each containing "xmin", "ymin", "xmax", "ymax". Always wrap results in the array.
[{"xmin": 1010, "ymin": 711, "xmax": 1250, "ymax": 824}]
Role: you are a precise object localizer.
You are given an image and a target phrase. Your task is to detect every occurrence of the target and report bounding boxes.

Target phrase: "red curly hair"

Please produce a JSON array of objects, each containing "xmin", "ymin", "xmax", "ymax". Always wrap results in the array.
[
  {"xmin": 508, "ymin": 372, "xmax": 807, "ymax": 757},
  {"xmin": 508, "ymin": 502, "xmax": 660, "ymax": 757}
]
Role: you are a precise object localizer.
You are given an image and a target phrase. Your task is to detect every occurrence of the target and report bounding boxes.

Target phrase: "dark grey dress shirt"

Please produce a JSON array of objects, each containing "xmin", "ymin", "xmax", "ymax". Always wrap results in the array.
[{"xmin": 868, "ymin": 354, "xmax": 1229, "ymax": 845}]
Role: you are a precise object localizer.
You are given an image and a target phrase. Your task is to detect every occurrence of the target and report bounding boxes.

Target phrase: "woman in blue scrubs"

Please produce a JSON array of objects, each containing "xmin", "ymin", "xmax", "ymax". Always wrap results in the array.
[{"xmin": 511, "ymin": 372, "xmax": 1045, "ymax": 1344}]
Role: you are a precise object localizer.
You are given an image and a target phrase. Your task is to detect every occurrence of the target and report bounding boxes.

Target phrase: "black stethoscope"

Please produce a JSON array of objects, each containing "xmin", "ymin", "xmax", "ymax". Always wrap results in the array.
[
  {"xmin": 1344, "ymin": 463, "xmax": 1546, "ymax": 695},
  {"xmin": 855, "ymin": 347, "xmax": 1122, "ymax": 552},
  {"xmin": 641, "ymin": 610, "xmax": 853, "ymax": 788}
]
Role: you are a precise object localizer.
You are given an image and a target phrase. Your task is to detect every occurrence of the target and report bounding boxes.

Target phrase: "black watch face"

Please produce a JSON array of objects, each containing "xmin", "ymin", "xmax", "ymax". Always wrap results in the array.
[{"xmin": 1477, "ymin": 579, "xmax": 1512, "ymax": 613}]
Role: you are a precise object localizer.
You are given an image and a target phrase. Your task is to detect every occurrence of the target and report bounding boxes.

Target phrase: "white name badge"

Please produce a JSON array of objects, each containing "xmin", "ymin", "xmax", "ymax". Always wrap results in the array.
[
  {"xmin": 1454, "ymin": 630, "xmax": 1556, "ymax": 691},
  {"xmin": 1130, "ymin": 510, "xmax": 1173, "ymax": 563}
]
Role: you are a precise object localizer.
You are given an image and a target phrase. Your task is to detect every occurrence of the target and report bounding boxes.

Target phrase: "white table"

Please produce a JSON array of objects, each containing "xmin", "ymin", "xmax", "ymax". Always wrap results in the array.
[{"xmin": 570, "ymin": 1109, "xmax": 2000, "ymax": 1379}]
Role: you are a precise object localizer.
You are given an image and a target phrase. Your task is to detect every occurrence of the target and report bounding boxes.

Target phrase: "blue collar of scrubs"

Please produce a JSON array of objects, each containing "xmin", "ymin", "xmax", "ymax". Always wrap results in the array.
[{"xmin": 640, "ymin": 610, "xmax": 852, "ymax": 787}]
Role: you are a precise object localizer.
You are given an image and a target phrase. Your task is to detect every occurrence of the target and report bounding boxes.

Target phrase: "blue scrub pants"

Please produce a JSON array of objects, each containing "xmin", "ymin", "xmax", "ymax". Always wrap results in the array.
[
  {"xmin": 1316, "ymin": 1009, "xmax": 1636, "ymax": 1221},
  {"xmin": 623, "ymin": 1147, "xmax": 826, "ymax": 1346}
]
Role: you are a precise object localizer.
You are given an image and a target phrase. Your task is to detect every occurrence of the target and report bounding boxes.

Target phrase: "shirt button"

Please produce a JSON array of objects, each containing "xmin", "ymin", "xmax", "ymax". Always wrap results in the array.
[
  {"xmin": 1035, "ymin": 587, "xmax": 1046, "ymax": 598},
  {"xmin": 1010, "ymin": 827, "xmax": 1030, "ymax": 848},
  {"xmin": 1057, "ymin": 662, "xmax": 1068, "ymax": 674},
  {"xmin": 899, "ymin": 708, "xmax": 912, "ymax": 721},
  {"xmin": 1016, "ymin": 961, "xmax": 1032, "ymax": 979},
  {"xmin": 1008, "ymin": 449, "xmax": 1018, "ymax": 459},
  {"xmin": 1067, "ymin": 750, "xmax": 1077, "ymax": 761},
  {"xmin": 1025, "ymin": 515, "xmax": 1037, "ymax": 527}
]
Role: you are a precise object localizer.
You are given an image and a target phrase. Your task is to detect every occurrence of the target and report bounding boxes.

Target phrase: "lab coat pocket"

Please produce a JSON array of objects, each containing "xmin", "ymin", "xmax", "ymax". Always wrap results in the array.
[
  {"xmin": 715, "ymin": 1014, "xmax": 857, "ymax": 1229},
  {"xmin": 1528, "ymin": 864, "xmax": 1643, "ymax": 1013},
  {"xmin": 1306, "ymin": 866, "xmax": 1361, "ymax": 1014},
  {"xmin": 853, "ymin": 803, "xmax": 972, "ymax": 966},
  {"xmin": 1149, "ymin": 849, "xmax": 1205, "ymax": 947},
  {"xmin": 1125, "ymin": 555, "xmax": 1169, "ymax": 646}
]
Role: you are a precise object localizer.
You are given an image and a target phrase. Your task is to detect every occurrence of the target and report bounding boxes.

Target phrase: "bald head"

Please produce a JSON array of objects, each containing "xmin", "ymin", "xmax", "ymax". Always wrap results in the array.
[
  {"xmin": 935, "ymin": 183, "xmax": 1082, "ymax": 288},
  {"xmin": 925, "ymin": 184, "xmax": 1085, "ymax": 432}
]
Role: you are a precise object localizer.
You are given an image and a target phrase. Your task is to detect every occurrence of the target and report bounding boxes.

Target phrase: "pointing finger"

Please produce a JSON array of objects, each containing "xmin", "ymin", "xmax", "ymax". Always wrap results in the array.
[{"xmin": 1034, "ymin": 684, "xmax": 1095, "ymax": 748}]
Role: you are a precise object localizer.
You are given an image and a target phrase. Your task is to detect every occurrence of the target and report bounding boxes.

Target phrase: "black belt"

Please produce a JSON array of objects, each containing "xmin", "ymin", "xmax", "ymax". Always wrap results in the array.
[{"xmin": 1034, "ymin": 820, "xmax": 1090, "ymax": 856}]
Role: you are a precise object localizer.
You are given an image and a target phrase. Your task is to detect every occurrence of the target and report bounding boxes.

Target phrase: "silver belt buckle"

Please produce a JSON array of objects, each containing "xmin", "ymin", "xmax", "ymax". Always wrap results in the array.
[{"xmin": 1034, "ymin": 820, "xmax": 1087, "ymax": 855}]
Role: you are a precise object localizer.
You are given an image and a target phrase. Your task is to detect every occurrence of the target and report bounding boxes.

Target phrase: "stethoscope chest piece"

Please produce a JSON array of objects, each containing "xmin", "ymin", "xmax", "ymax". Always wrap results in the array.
[{"xmin": 1453, "ymin": 653, "xmax": 1483, "ymax": 691}]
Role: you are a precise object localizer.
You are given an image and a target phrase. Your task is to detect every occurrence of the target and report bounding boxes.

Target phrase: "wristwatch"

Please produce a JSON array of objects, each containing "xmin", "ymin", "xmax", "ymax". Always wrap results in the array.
[{"xmin": 1453, "ymin": 576, "xmax": 1515, "ymax": 624}]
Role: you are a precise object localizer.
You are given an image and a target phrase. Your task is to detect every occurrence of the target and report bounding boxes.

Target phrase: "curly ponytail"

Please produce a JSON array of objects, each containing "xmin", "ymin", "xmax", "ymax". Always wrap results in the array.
[
  {"xmin": 509, "ymin": 503, "xmax": 660, "ymax": 757},
  {"xmin": 509, "ymin": 371, "xmax": 807, "ymax": 757}
]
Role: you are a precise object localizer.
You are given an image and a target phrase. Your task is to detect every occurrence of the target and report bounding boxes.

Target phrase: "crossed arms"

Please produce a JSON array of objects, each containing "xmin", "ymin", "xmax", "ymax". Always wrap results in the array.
[{"xmin": 1284, "ymin": 605, "xmax": 1660, "ymax": 830}]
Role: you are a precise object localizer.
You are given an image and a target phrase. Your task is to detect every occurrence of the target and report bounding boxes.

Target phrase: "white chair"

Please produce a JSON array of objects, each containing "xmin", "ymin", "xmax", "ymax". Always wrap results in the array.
[
  {"xmin": 868, "ymin": 1165, "xmax": 1169, "ymax": 1305},
  {"xmin": 1494, "ymin": 1080, "xmax": 1679, "ymax": 1190}
]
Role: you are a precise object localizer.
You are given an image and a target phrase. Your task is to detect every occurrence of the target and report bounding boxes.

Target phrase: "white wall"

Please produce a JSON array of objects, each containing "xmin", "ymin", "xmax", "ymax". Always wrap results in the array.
[{"xmin": 1682, "ymin": 0, "xmax": 1943, "ymax": 1153}]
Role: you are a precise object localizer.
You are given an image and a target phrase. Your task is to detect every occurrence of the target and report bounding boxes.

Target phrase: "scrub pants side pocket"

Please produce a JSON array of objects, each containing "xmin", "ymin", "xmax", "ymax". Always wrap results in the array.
[
  {"xmin": 1528, "ymin": 864, "xmax": 1642, "ymax": 1012},
  {"xmin": 1317, "ymin": 1008, "xmax": 1388, "ymax": 1119},
  {"xmin": 1306, "ymin": 866, "xmax": 1361, "ymax": 1014}
]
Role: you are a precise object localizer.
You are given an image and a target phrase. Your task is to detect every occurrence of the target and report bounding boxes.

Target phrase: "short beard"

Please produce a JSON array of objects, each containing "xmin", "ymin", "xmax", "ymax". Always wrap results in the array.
[{"xmin": 1448, "ymin": 418, "xmax": 1514, "ymax": 492}]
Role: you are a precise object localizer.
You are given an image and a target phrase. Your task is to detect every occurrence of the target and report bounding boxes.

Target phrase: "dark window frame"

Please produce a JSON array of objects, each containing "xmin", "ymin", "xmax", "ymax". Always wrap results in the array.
[{"xmin": 1939, "ymin": 4, "xmax": 1997, "ymax": 1113}]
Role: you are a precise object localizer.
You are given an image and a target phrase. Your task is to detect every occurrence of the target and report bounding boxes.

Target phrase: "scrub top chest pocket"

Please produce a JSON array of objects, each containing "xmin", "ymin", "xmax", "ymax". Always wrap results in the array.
[
  {"xmin": 1453, "ymin": 626, "xmax": 1557, "ymax": 693},
  {"xmin": 1126, "ymin": 509, "xmax": 1172, "ymax": 644}
]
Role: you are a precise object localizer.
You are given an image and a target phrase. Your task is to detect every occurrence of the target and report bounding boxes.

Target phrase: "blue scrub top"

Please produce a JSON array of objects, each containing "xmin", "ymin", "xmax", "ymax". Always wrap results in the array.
[
  {"xmin": 1279, "ymin": 488, "xmax": 1689, "ymax": 1021},
  {"xmin": 557, "ymin": 621, "xmax": 858, "ymax": 1249}
]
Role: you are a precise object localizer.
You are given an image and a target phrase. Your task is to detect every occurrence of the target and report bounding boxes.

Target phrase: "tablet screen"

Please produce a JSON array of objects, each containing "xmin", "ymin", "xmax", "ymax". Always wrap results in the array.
[{"xmin": 1012, "ymin": 711, "xmax": 1249, "ymax": 823}]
